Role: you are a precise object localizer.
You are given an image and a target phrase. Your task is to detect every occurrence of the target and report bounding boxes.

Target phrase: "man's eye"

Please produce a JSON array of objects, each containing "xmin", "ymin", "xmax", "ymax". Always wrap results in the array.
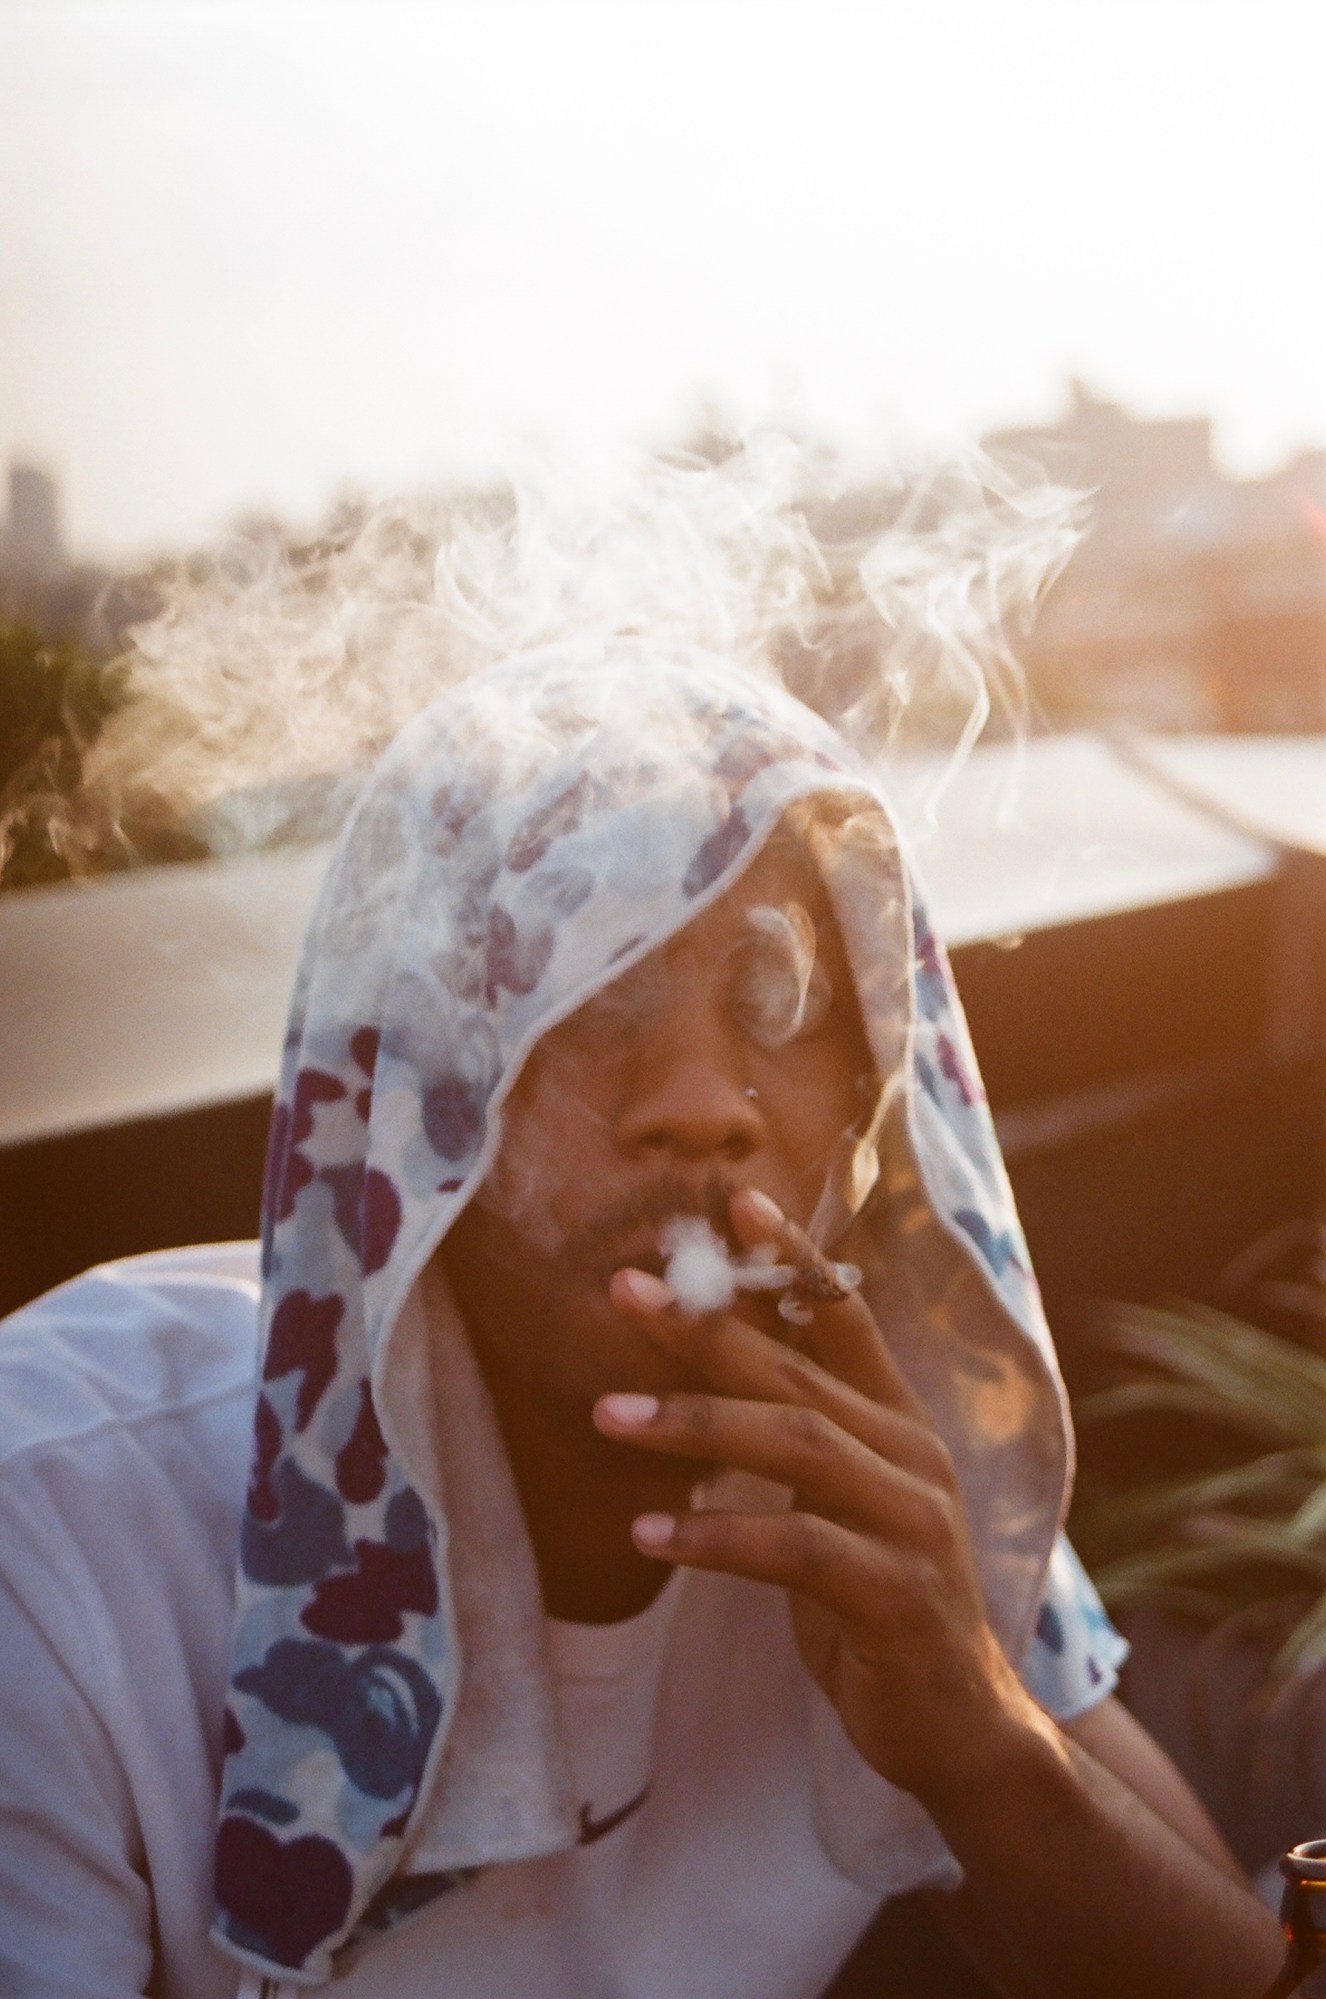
[
  {"xmin": 731, "ymin": 953, "xmax": 832, "ymax": 1049},
  {"xmin": 730, "ymin": 903, "xmax": 833, "ymax": 1050}
]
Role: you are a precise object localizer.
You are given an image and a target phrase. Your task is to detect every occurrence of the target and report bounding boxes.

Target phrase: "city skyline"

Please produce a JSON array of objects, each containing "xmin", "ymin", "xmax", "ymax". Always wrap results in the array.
[{"xmin": 4, "ymin": 0, "xmax": 1326, "ymax": 561}]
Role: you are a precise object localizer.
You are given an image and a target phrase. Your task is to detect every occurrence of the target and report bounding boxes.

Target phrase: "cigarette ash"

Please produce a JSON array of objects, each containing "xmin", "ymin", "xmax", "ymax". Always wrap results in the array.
[{"xmin": 658, "ymin": 1215, "xmax": 860, "ymax": 1325}]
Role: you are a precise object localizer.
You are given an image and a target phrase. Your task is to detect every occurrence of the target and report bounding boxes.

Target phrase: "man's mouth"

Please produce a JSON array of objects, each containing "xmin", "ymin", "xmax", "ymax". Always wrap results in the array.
[{"xmin": 560, "ymin": 1179, "xmax": 747, "ymax": 1289}]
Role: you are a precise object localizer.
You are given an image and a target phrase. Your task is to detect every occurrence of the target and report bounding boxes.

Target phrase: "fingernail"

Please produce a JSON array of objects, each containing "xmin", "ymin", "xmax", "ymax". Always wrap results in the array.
[
  {"xmin": 620, "ymin": 1269, "xmax": 675, "ymax": 1310},
  {"xmin": 632, "ymin": 1512, "xmax": 676, "ymax": 1550},
  {"xmin": 741, "ymin": 1189, "xmax": 783, "ymax": 1227},
  {"xmin": 597, "ymin": 1393, "xmax": 660, "ymax": 1429}
]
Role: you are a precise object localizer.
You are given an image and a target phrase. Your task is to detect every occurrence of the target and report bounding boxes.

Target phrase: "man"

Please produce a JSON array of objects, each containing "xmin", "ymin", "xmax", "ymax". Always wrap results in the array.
[{"xmin": 0, "ymin": 638, "xmax": 1282, "ymax": 1997}]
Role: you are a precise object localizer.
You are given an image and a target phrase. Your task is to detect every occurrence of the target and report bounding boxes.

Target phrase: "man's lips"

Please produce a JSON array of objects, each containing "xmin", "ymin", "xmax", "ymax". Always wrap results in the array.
[
  {"xmin": 569, "ymin": 1213, "xmax": 746, "ymax": 1289},
  {"xmin": 604, "ymin": 1238, "xmax": 667, "ymax": 1281}
]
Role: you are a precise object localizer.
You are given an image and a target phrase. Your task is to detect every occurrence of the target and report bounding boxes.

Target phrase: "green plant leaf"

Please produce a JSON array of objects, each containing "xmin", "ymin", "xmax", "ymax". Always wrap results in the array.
[
  {"xmin": 1079, "ymin": 1290, "xmax": 1326, "ymax": 1684},
  {"xmin": 1101, "ymin": 1308, "xmax": 1326, "ymax": 1441},
  {"xmin": 1076, "ymin": 1449, "xmax": 1326, "ymax": 1557}
]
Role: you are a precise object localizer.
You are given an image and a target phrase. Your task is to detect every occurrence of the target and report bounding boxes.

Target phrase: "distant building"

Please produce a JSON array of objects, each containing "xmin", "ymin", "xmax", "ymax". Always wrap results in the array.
[
  {"xmin": 0, "ymin": 462, "xmax": 113, "ymax": 646},
  {"xmin": 1, "ymin": 464, "xmax": 65, "ymax": 584},
  {"xmin": 990, "ymin": 377, "xmax": 1216, "ymax": 513},
  {"xmin": 986, "ymin": 383, "xmax": 1326, "ymax": 733}
]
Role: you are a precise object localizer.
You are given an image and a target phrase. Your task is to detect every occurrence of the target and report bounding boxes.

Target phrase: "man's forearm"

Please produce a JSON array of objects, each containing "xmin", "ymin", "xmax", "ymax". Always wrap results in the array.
[{"xmin": 926, "ymin": 1705, "xmax": 1282, "ymax": 1999}]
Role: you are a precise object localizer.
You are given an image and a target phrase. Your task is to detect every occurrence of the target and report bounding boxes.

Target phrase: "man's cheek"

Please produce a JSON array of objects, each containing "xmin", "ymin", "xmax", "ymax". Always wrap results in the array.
[
  {"xmin": 473, "ymin": 1142, "xmax": 575, "ymax": 1256},
  {"xmin": 489, "ymin": 1095, "xmax": 609, "ymax": 1233}
]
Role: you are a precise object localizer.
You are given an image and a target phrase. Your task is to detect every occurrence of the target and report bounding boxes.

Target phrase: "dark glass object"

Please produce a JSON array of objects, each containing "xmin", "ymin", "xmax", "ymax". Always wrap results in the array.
[{"xmin": 1264, "ymin": 1841, "xmax": 1326, "ymax": 1998}]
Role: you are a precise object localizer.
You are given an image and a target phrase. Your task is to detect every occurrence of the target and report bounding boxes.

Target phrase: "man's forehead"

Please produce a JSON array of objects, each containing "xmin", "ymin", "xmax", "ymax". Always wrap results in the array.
[
  {"xmin": 682, "ymin": 833, "xmax": 828, "ymax": 939},
  {"xmin": 595, "ymin": 842, "xmax": 817, "ymax": 990},
  {"xmin": 513, "ymin": 795, "xmax": 873, "ymax": 1071},
  {"xmin": 550, "ymin": 828, "xmax": 836, "ymax": 1035}
]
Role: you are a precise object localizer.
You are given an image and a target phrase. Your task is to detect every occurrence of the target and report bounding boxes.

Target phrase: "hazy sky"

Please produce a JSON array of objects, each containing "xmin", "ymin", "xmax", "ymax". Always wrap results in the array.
[{"xmin": 3, "ymin": 0, "xmax": 1325, "ymax": 560}]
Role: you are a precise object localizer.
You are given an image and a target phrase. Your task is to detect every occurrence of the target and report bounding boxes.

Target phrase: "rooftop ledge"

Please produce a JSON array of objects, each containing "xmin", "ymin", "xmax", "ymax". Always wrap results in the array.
[{"xmin": 2, "ymin": 732, "xmax": 1321, "ymax": 1151}]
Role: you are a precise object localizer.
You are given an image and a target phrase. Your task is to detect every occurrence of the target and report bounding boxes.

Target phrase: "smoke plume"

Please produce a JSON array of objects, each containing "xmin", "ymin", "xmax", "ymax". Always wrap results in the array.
[{"xmin": 52, "ymin": 435, "xmax": 1088, "ymax": 870}]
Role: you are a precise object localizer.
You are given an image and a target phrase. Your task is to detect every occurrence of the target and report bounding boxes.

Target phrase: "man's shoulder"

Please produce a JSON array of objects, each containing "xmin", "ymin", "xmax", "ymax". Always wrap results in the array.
[{"xmin": 0, "ymin": 1240, "xmax": 263, "ymax": 1474}]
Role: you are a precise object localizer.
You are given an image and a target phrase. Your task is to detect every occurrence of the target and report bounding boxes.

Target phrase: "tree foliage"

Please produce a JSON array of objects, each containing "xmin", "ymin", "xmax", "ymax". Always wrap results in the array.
[{"xmin": 0, "ymin": 623, "xmax": 201, "ymax": 889}]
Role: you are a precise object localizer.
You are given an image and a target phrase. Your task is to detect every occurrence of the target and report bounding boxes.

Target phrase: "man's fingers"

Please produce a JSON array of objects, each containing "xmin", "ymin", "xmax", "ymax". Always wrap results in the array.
[
  {"xmin": 610, "ymin": 1266, "xmax": 954, "ymax": 1493},
  {"xmin": 629, "ymin": 1502, "xmax": 913, "ymax": 1635},
  {"xmin": 594, "ymin": 1390, "xmax": 954, "ymax": 1542},
  {"xmin": 728, "ymin": 1189, "xmax": 923, "ymax": 1415}
]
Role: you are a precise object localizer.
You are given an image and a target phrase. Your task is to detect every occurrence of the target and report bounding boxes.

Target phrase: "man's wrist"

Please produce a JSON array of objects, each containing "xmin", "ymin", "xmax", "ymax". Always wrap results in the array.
[{"xmin": 910, "ymin": 1667, "xmax": 1069, "ymax": 1834}]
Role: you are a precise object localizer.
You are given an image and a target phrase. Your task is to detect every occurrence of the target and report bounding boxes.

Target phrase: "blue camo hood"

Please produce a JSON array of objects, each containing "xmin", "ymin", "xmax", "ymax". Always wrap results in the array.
[{"xmin": 213, "ymin": 639, "xmax": 1072, "ymax": 1981}]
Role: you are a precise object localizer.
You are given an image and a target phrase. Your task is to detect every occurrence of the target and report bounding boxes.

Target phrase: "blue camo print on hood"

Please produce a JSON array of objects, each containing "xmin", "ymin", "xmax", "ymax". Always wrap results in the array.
[{"xmin": 212, "ymin": 640, "xmax": 1073, "ymax": 1983}]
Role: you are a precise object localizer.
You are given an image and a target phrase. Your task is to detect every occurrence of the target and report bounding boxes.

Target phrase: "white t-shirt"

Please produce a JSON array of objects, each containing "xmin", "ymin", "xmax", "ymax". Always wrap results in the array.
[{"xmin": 0, "ymin": 1245, "xmax": 1126, "ymax": 1999}]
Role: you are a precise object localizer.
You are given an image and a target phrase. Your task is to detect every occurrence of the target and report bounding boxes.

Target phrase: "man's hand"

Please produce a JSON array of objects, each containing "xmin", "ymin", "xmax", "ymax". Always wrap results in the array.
[
  {"xmin": 596, "ymin": 1185, "xmax": 1035, "ymax": 1806},
  {"xmin": 597, "ymin": 1187, "xmax": 1283, "ymax": 1999}
]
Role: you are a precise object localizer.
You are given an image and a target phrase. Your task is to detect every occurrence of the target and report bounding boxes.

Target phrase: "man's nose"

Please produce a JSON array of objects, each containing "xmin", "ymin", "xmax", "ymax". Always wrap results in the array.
[{"xmin": 615, "ymin": 1019, "xmax": 764, "ymax": 1164}]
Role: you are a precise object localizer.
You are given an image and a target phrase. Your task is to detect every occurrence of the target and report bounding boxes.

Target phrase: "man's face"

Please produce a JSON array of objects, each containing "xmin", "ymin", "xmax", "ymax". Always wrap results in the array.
[{"xmin": 441, "ymin": 828, "xmax": 874, "ymax": 1419}]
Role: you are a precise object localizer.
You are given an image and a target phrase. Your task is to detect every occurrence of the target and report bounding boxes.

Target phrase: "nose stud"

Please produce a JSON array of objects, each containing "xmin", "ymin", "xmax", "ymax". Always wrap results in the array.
[{"xmin": 744, "ymin": 1086, "xmax": 759, "ymax": 1101}]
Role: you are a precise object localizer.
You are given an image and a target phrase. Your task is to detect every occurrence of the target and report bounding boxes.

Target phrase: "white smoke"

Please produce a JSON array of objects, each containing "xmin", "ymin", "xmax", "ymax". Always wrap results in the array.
[
  {"xmin": 859, "ymin": 455, "xmax": 1087, "ymax": 776},
  {"xmin": 63, "ymin": 433, "xmax": 1088, "ymax": 867}
]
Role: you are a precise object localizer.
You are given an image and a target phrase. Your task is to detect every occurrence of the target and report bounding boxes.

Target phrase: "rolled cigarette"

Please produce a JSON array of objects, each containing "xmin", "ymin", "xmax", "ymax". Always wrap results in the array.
[
  {"xmin": 776, "ymin": 1257, "xmax": 862, "ymax": 1325},
  {"xmin": 659, "ymin": 1215, "xmax": 861, "ymax": 1320},
  {"xmin": 730, "ymin": 1262, "xmax": 798, "ymax": 1292},
  {"xmin": 788, "ymin": 1258, "xmax": 863, "ymax": 1305}
]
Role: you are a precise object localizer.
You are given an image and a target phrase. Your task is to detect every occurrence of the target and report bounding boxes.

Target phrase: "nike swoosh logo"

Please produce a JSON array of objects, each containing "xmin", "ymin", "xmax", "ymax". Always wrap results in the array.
[{"xmin": 577, "ymin": 1782, "xmax": 651, "ymax": 1846}]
